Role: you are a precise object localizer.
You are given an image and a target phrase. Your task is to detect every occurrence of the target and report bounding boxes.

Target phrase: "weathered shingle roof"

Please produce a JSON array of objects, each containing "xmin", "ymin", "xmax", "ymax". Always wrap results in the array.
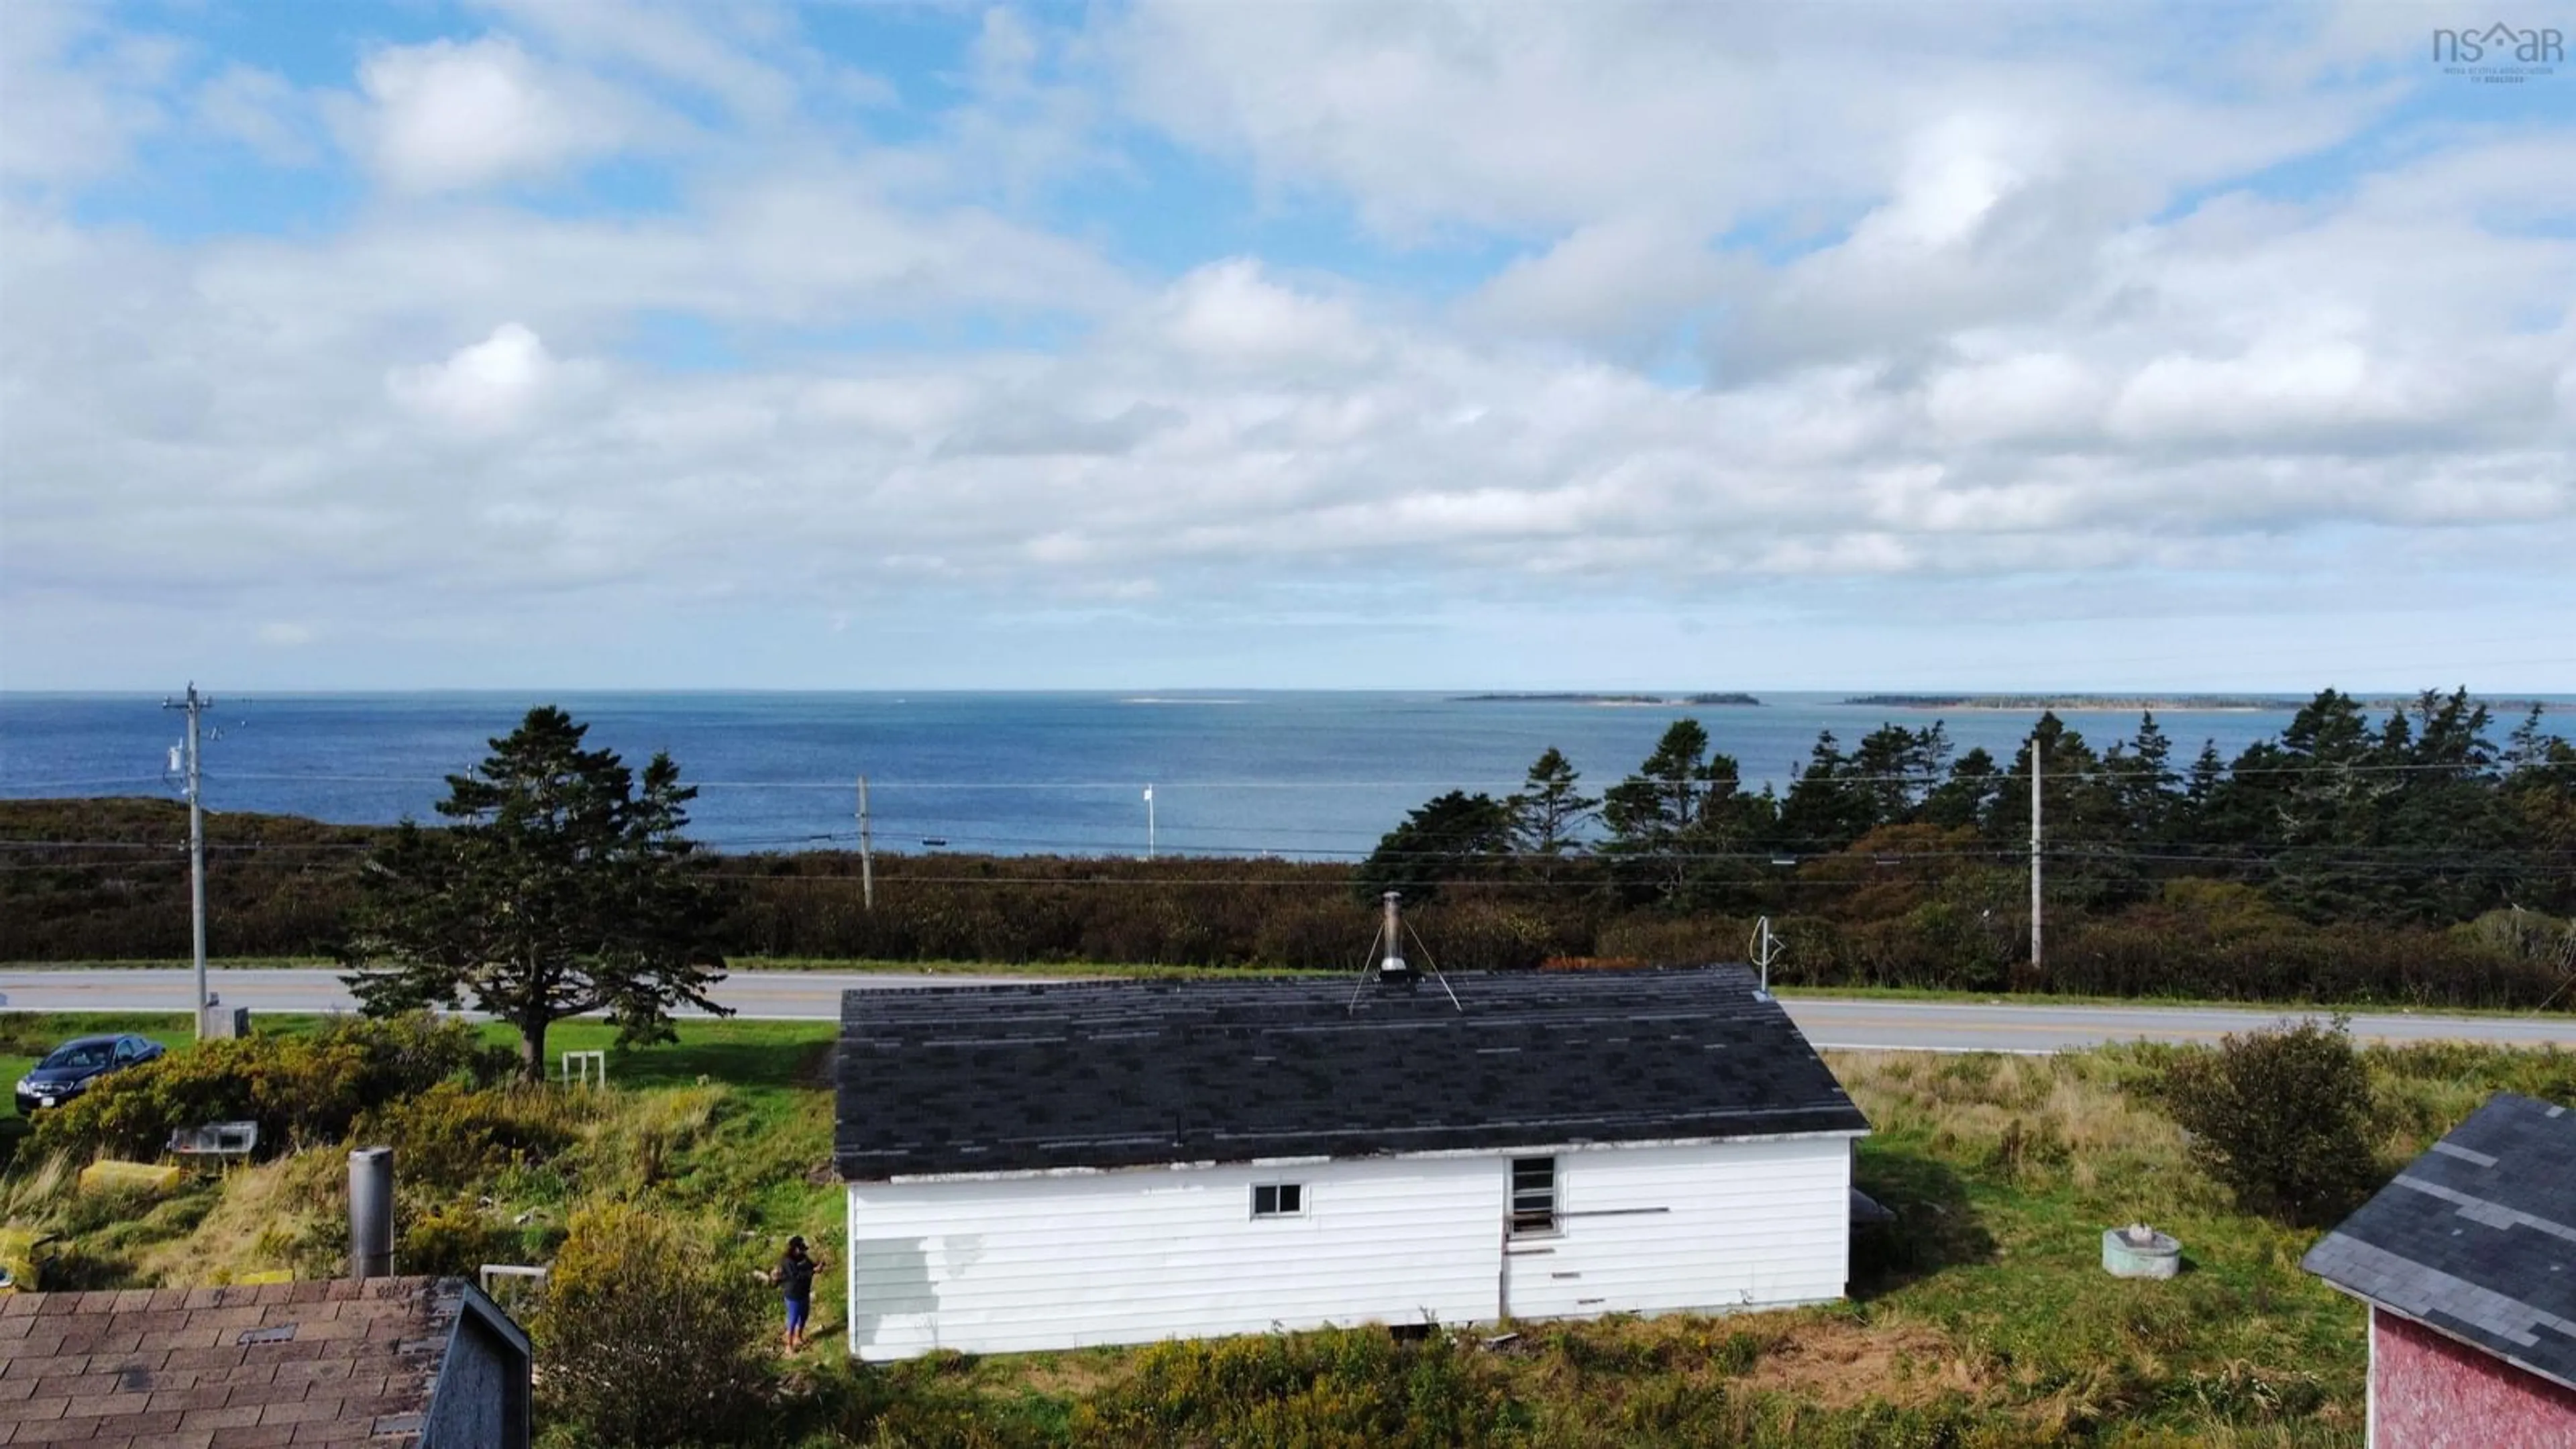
[
  {"xmin": 2302, "ymin": 1091, "xmax": 2576, "ymax": 1393},
  {"xmin": 835, "ymin": 964, "xmax": 1870, "ymax": 1179},
  {"xmin": 0, "ymin": 1276, "xmax": 498, "ymax": 1447}
]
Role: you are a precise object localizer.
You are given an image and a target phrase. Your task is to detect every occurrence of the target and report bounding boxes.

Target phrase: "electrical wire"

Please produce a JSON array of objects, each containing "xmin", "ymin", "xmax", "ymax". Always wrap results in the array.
[{"xmin": 177, "ymin": 755, "xmax": 2573, "ymax": 792}]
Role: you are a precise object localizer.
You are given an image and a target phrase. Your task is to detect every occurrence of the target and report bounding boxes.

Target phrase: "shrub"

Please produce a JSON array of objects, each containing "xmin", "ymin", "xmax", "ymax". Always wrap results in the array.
[
  {"xmin": 2149, "ymin": 1018, "xmax": 2382, "ymax": 1225},
  {"xmin": 31, "ymin": 1012, "xmax": 496, "ymax": 1163},
  {"xmin": 1071, "ymin": 1328, "xmax": 1506, "ymax": 1447},
  {"xmin": 536, "ymin": 1201, "xmax": 771, "ymax": 1448},
  {"xmin": 398, "ymin": 1199, "xmax": 526, "ymax": 1279},
  {"xmin": 356, "ymin": 1081, "xmax": 580, "ymax": 1194}
]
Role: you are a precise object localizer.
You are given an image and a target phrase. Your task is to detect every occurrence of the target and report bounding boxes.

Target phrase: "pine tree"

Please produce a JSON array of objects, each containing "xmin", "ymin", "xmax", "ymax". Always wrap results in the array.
[
  {"xmin": 340, "ymin": 706, "xmax": 729, "ymax": 1080},
  {"xmin": 1603, "ymin": 720, "xmax": 1770, "ymax": 906},
  {"xmin": 1355, "ymin": 790, "xmax": 1511, "ymax": 904},
  {"xmin": 1505, "ymin": 748, "xmax": 1599, "ymax": 871}
]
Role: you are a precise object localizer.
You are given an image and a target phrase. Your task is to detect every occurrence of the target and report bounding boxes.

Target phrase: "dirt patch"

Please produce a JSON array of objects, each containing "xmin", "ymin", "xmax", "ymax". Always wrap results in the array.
[
  {"xmin": 1013, "ymin": 1349, "xmax": 1126, "ymax": 1399},
  {"xmin": 1736, "ymin": 1317, "xmax": 1992, "ymax": 1409}
]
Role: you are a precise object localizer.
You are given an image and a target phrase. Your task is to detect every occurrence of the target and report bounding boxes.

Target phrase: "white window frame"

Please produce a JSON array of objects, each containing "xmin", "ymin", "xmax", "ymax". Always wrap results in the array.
[
  {"xmin": 1250, "ymin": 1181, "xmax": 1307, "ymax": 1219},
  {"xmin": 1508, "ymin": 1156, "xmax": 1558, "ymax": 1238}
]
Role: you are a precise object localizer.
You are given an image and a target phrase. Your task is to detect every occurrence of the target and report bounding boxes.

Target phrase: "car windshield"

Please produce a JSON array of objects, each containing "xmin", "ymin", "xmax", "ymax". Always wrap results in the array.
[{"xmin": 38, "ymin": 1042, "xmax": 114, "ymax": 1071}]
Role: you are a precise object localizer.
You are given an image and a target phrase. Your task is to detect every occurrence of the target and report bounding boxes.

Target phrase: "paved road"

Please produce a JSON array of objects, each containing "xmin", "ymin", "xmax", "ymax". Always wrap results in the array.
[
  {"xmin": 4, "ymin": 967, "xmax": 2573, "ymax": 1053},
  {"xmin": 1785, "ymin": 996, "xmax": 2576, "ymax": 1053},
  {"xmin": 0, "ymin": 967, "xmax": 1038, "ymax": 1023}
]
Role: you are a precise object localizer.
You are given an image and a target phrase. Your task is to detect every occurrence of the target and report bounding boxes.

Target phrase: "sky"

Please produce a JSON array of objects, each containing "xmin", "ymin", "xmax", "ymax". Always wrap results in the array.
[{"xmin": 1, "ymin": 1, "xmax": 2571, "ymax": 694}]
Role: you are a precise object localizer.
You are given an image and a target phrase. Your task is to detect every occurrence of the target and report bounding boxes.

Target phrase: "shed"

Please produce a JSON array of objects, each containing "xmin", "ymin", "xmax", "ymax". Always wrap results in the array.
[
  {"xmin": 2301, "ymin": 1091, "xmax": 2576, "ymax": 1449},
  {"xmin": 0, "ymin": 1275, "xmax": 531, "ymax": 1447},
  {"xmin": 833, "ymin": 963, "xmax": 1870, "ymax": 1360}
]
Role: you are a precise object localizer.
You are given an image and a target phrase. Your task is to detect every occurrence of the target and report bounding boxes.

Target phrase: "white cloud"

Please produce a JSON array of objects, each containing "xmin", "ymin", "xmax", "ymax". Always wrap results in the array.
[
  {"xmin": 2, "ymin": 1, "xmax": 2570, "ymax": 688},
  {"xmin": 1152, "ymin": 260, "xmax": 1377, "ymax": 373},
  {"xmin": 1462, "ymin": 217, "xmax": 1731, "ymax": 357},
  {"xmin": 1923, "ymin": 352, "xmax": 2106, "ymax": 445},
  {"xmin": 193, "ymin": 64, "xmax": 316, "ymax": 166},
  {"xmin": 386, "ymin": 323, "xmax": 580, "ymax": 432},
  {"xmin": 0, "ymin": 0, "xmax": 176, "ymax": 184},
  {"xmin": 347, "ymin": 36, "xmax": 650, "ymax": 193},
  {"xmin": 1110, "ymin": 2, "xmax": 2372, "ymax": 241},
  {"xmin": 469, "ymin": 0, "xmax": 807, "ymax": 121}
]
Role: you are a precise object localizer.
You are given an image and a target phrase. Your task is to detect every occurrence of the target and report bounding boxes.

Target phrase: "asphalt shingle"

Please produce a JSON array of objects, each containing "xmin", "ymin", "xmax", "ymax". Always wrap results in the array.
[
  {"xmin": 834, "ymin": 963, "xmax": 1870, "ymax": 1179},
  {"xmin": 0, "ymin": 1278, "xmax": 468, "ymax": 1448},
  {"xmin": 2301, "ymin": 1091, "xmax": 2576, "ymax": 1393}
]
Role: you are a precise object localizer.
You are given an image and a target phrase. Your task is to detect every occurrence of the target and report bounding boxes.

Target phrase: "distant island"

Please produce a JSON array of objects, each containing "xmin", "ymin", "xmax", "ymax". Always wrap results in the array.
[
  {"xmin": 1458, "ymin": 692, "xmax": 1764, "ymax": 706},
  {"xmin": 1843, "ymin": 694, "xmax": 2300, "ymax": 711},
  {"xmin": 1844, "ymin": 694, "xmax": 2557, "ymax": 714}
]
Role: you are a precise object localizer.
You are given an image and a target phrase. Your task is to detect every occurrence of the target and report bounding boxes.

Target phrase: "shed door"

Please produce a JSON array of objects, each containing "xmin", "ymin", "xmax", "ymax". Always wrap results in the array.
[{"xmin": 1500, "ymin": 1157, "xmax": 1589, "ymax": 1320}]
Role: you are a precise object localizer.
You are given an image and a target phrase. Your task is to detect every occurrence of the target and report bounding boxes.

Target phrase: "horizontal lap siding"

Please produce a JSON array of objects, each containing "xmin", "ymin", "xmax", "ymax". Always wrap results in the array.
[
  {"xmin": 1508, "ymin": 1139, "xmax": 1850, "ymax": 1322},
  {"xmin": 846, "ymin": 1136, "xmax": 1857, "ymax": 1360},
  {"xmin": 847, "ymin": 1157, "xmax": 1499, "ymax": 1359}
]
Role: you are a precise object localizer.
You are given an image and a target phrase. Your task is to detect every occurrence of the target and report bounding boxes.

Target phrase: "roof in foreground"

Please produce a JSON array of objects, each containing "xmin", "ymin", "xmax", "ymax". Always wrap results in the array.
[
  {"xmin": 2301, "ymin": 1091, "xmax": 2576, "ymax": 1393},
  {"xmin": 835, "ymin": 964, "xmax": 1870, "ymax": 1180},
  {"xmin": 0, "ymin": 1276, "xmax": 496, "ymax": 1447}
]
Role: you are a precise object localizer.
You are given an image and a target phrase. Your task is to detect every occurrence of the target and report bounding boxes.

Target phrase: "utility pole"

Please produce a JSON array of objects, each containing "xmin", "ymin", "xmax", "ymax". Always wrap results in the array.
[
  {"xmin": 857, "ymin": 775, "xmax": 875, "ymax": 912},
  {"xmin": 2029, "ymin": 727, "xmax": 2044, "ymax": 978},
  {"xmin": 1143, "ymin": 784, "xmax": 1155, "ymax": 861},
  {"xmin": 164, "ymin": 684, "xmax": 213, "ymax": 1037}
]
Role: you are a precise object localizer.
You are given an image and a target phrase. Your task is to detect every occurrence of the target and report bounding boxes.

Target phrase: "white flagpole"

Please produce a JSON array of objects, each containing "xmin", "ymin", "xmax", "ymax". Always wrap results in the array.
[{"xmin": 1144, "ymin": 784, "xmax": 1155, "ymax": 861}]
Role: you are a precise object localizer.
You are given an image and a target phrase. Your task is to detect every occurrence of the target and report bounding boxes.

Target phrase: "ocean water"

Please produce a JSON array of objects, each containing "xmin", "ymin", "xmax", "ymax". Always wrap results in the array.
[{"xmin": 0, "ymin": 692, "xmax": 2559, "ymax": 858}]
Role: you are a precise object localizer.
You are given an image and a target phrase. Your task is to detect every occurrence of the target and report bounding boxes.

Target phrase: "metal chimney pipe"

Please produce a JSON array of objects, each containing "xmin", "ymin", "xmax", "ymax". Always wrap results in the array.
[
  {"xmin": 1379, "ymin": 891, "xmax": 1409, "ymax": 981},
  {"xmin": 349, "ymin": 1147, "xmax": 394, "ymax": 1280}
]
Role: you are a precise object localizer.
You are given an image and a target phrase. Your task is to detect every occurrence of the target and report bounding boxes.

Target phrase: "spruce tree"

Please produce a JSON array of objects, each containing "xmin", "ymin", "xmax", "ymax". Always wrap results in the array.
[{"xmin": 340, "ymin": 706, "xmax": 729, "ymax": 1080}]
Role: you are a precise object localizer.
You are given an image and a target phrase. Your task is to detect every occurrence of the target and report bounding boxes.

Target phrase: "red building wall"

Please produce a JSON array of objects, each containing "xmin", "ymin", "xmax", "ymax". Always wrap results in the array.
[{"xmin": 2373, "ymin": 1306, "xmax": 2576, "ymax": 1448}]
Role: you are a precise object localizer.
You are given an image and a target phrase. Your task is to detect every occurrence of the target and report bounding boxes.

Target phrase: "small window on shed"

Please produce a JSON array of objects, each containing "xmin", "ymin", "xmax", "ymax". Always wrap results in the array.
[
  {"xmin": 1509, "ymin": 1157, "xmax": 1557, "ymax": 1236},
  {"xmin": 1252, "ymin": 1183, "xmax": 1305, "ymax": 1218}
]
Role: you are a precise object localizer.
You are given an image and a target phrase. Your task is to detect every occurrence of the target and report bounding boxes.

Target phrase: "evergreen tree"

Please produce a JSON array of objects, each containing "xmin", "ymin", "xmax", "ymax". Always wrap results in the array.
[
  {"xmin": 2102, "ymin": 712, "xmax": 2181, "ymax": 843},
  {"xmin": 340, "ymin": 706, "xmax": 729, "ymax": 1081},
  {"xmin": 2502, "ymin": 723, "xmax": 2576, "ymax": 914},
  {"xmin": 1505, "ymin": 747, "xmax": 1599, "ymax": 860},
  {"xmin": 1921, "ymin": 747, "xmax": 2004, "ymax": 831},
  {"xmin": 1851, "ymin": 721, "xmax": 1953, "ymax": 826},
  {"xmin": 1778, "ymin": 731, "xmax": 1870, "ymax": 853},
  {"xmin": 1603, "ymin": 719, "xmax": 1771, "ymax": 906},
  {"xmin": 2373, "ymin": 688, "xmax": 2513, "ymax": 922},
  {"xmin": 1355, "ymin": 790, "xmax": 1511, "ymax": 905}
]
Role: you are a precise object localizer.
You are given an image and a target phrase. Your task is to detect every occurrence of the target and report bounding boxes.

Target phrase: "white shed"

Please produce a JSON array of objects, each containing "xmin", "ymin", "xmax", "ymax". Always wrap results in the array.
[{"xmin": 833, "ymin": 965, "xmax": 1870, "ymax": 1360}]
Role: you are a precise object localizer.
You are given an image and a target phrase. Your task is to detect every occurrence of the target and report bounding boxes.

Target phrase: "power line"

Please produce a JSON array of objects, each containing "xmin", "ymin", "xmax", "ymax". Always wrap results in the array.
[{"xmin": 173, "ymin": 755, "xmax": 2571, "ymax": 792}]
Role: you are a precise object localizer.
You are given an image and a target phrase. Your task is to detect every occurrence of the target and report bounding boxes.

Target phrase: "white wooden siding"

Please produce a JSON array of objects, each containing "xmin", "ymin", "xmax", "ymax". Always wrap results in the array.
[
  {"xmin": 1502, "ymin": 1138, "xmax": 1851, "ymax": 1321},
  {"xmin": 845, "ymin": 1134, "xmax": 1854, "ymax": 1360}
]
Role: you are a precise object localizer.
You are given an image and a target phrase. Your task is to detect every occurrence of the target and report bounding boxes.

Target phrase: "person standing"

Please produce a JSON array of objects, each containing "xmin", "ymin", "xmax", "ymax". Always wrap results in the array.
[{"xmin": 775, "ymin": 1236, "xmax": 821, "ymax": 1351}]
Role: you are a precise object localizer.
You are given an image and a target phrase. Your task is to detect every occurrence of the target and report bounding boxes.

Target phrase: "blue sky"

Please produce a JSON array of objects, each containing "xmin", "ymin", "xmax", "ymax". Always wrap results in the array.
[{"xmin": 2, "ymin": 1, "xmax": 2571, "ymax": 692}]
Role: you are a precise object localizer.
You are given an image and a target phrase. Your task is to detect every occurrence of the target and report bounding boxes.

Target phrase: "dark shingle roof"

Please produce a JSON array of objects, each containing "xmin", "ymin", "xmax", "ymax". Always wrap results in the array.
[
  {"xmin": 835, "ymin": 964, "xmax": 1869, "ymax": 1179},
  {"xmin": 2301, "ymin": 1091, "xmax": 2576, "ymax": 1393},
  {"xmin": 0, "ymin": 1276, "xmax": 514, "ymax": 1447}
]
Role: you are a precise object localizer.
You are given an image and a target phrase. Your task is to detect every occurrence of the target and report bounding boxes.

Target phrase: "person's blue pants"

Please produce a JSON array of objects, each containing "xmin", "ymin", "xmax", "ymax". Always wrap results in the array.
[{"xmin": 785, "ymin": 1296, "xmax": 810, "ymax": 1336}]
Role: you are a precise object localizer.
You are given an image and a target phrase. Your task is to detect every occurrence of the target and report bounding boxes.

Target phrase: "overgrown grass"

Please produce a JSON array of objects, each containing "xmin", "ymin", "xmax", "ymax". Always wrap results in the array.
[{"xmin": 9, "ymin": 1010, "xmax": 2568, "ymax": 1445}]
